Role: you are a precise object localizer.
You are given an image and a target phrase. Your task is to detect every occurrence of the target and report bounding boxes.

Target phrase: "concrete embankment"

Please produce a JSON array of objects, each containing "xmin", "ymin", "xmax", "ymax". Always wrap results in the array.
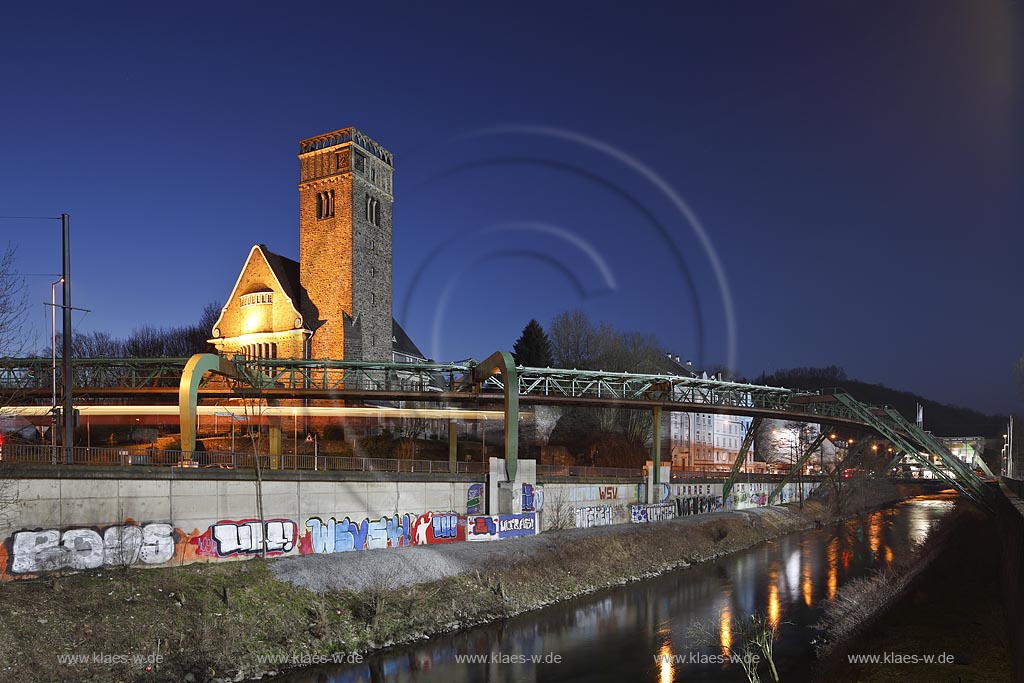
[
  {"xmin": 0, "ymin": 480, "xmax": 920, "ymax": 683},
  {"xmin": 996, "ymin": 480, "xmax": 1024, "ymax": 682}
]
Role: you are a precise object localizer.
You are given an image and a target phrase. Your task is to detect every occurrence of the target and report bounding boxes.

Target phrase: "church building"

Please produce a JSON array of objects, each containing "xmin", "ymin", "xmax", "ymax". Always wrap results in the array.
[{"xmin": 208, "ymin": 126, "xmax": 423, "ymax": 363}]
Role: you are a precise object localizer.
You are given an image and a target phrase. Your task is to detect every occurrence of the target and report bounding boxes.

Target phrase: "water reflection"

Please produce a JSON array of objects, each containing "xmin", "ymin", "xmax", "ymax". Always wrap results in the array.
[
  {"xmin": 801, "ymin": 551, "xmax": 813, "ymax": 608},
  {"xmin": 719, "ymin": 589, "xmax": 732, "ymax": 659},
  {"xmin": 826, "ymin": 537, "xmax": 838, "ymax": 601},
  {"xmin": 658, "ymin": 641, "xmax": 673, "ymax": 683},
  {"xmin": 767, "ymin": 563, "xmax": 781, "ymax": 631},
  {"xmin": 275, "ymin": 495, "xmax": 954, "ymax": 683}
]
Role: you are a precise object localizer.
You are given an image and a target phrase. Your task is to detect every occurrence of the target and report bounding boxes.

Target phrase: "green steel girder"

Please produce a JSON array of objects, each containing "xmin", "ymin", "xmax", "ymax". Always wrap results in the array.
[
  {"xmin": 769, "ymin": 431, "xmax": 828, "ymax": 503},
  {"xmin": 838, "ymin": 438, "xmax": 875, "ymax": 472},
  {"xmin": 878, "ymin": 407, "xmax": 984, "ymax": 490},
  {"xmin": 722, "ymin": 417, "xmax": 762, "ymax": 504},
  {"xmin": 0, "ymin": 357, "xmax": 191, "ymax": 392},
  {"xmin": 233, "ymin": 357, "xmax": 470, "ymax": 393},
  {"xmin": 884, "ymin": 407, "xmax": 995, "ymax": 478},
  {"xmin": 179, "ymin": 354, "xmax": 238, "ymax": 457},
  {"xmin": 652, "ymin": 405, "xmax": 662, "ymax": 486},
  {"xmin": 469, "ymin": 352, "xmax": 519, "ymax": 482},
  {"xmin": 831, "ymin": 393, "xmax": 990, "ymax": 507},
  {"xmin": 813, "ymin": 438, "xmax": 875, "ymax": 498}
]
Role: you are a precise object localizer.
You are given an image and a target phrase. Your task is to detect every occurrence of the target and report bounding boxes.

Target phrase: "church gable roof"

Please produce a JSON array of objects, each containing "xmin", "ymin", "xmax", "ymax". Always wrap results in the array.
[{"xmin": 211, "ymin": 244, "xmax": 304, "ymax": 336}]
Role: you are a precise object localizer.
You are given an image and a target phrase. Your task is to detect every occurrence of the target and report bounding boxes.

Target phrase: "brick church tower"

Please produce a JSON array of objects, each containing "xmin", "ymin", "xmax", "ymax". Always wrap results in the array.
[
  {"xmin": 297, "ymin": 128, "xmax": 394, "ymax": 362},
  {"xmin": 210, "ymin": 127, "xmax": 403, "ymax": 363}
]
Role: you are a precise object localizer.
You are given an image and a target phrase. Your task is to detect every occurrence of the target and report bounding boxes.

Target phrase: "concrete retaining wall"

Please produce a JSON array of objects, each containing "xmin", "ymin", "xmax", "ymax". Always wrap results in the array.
[
  {"xmin": 996, "ymin": 480, "xmax": 1024, "ymax": 683},
  {"xmin": 0, "ymin": 464, "xmax": 808, "ymax": 579},
  {"xmin": 535, "ymin": 479, "xmax": 804, "ymax": 530},
  {"xmin": 0, "ymin": 466, "xmax": 487, "ymax": 579}
]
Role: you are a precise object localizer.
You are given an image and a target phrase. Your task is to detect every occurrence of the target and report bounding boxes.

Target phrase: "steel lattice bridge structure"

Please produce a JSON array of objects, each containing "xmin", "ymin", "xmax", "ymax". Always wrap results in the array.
[{"xmin": 0, "ymin": 352, "xmax": 995, "ymax": 509}]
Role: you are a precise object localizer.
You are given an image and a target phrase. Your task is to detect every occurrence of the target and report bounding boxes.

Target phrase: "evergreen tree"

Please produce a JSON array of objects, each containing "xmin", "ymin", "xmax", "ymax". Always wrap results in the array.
[{"xmin": 512, "ymin": 319, "xmax": 554, "ymax": 367}]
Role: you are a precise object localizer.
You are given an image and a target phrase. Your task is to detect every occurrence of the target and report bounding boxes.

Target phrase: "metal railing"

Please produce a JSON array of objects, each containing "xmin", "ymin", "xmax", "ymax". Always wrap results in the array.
[
  {"xmin": 0, "ymin": 443, "xmax": 487, "ymax": 474},
  {"xmin": 0, "ymin": 444, "xmax": 824, "ymax": 482},
  {"xmin": 536, "ymin": 464, "xmax": 644, "ymax": 479}
]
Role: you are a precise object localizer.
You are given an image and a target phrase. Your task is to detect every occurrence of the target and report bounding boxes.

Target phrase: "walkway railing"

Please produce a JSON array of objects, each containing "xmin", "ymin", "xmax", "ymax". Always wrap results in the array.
[
  {"xmin": 1, "ymin": 443, "xmax": 825, "ymax": 482},
  {"xmin": 0, "ymin": 443, "xmax": 487, "ymax": 474},
  {"xmin": 536, "ymin": 464, "xmax": 643, "ymax": 479}
]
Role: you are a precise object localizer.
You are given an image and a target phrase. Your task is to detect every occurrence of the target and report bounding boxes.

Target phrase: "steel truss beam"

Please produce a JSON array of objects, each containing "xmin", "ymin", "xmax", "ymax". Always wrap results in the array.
[
  {"xmin": 882, "ymin": 407, "xmax": 995, "ymax": 478},
  {"xmin": 769, "ymin": 431, "xmax": 828, "ymax": 503},
  {"xmin": 831, "ymin": 393, "xmax": 991, "ymax": 508},
  {"xmin": 722, "ymin": 417, "xmax": 762, "ymax": 505}
]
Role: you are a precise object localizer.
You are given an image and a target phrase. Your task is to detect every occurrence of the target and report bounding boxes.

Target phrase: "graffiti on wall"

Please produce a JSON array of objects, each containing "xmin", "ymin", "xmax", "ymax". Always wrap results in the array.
[
  {"xmin": 8, "ymin": 523, "xmax": 177, "ymax": 575},
  {"xmin": 193, "ymin": 519, "xmax": 298, "ymax": 558},
  {"xmin": 297, "ymin": 512, "xmax": 466, "ymax": 553},
  {"xmin": 467, "ymin": 483, "xmax": 484, "ymax": 515},
  {"xmin": 521, "ymin": 483, "xmax": 536, "ymax": 512},
  {"xmin": 573, "ymin": 505, "xmax": 614, "ymax": 529},
  {"xmin": 467, "ymin": 513, "xmax": 537, "ymax": 541},
  {"xmin": 636, "ymin": 483, "xmax": 671, "ymax": 504},
  {"xmin": 411, "ymin": 512, "xmax": 465, "ymax": 545},
  {"xmin": 558, "ymin": 485, "xmax": 630, "ymax": 503},
  {"xmin": 498, "ymin": 513, "xmax": 536, "ymax": 538},
  {"xmin": 630, "ymin": 503, "xmax": 676, "ymax": 524},
  {"xmin": 300, "ymin": 515, "xmax": 411, "ymax": 553},
  {"xmin": 675, "ymin": 496, "xmax": 724, "ymax": 516},
  {"xmin": 467, "ymin": 515, "xmax": 498, "ymax": 541}
]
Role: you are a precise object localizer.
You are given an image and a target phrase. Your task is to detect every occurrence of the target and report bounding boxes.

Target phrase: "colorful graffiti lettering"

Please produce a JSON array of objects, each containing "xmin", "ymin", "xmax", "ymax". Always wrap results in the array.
[
  {"xmin": 630, "ymin": 503, "xmax": 676, "ymax": 524},
  {"xmin": 193, "ymin": 519, "xmax": 297, "ymax": 558},
  {"xmin": 521, "ymin": 483, "xmax": 536, "ymax": 512},
  {"xmin": 497, "ymin": 513, "xmax": 536, "ymax": 538},
  {"xmin": 573, "ymin": 505, "xmax": 614, "ymax": 529},
  {"xmin": 467, "ymin": 515, "xmax": 498, "ymax": 542},
  {"xmin": 467, "ymin": 513, "xmax": 536, "ymax": 540},
  {"xmin": 466, "ymin": 483, "xmax": 484, "ymax": 515},
  {"xmin": 301, "ymin": 515, "xmax": 411, "ymax": 554},
  {"xmin": 412, "ymin": 512, "xmax": 465, "ymax": 545},
  {"xmin": 8, "ymin": 523, "xmax": 176, "ymax": 574}
]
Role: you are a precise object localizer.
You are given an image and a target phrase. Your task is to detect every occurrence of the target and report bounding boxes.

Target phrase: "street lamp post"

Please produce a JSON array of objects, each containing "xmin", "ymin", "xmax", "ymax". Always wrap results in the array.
[{"xmin": 49, "ymin": 277, "xmax": 62, "ymax": 454}]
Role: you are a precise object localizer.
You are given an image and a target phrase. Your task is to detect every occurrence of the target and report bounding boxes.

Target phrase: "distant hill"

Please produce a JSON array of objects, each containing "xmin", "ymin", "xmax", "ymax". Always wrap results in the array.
[{"xmin": 753, "ymin": 366, "xmax": 1006, "ymax": 438}]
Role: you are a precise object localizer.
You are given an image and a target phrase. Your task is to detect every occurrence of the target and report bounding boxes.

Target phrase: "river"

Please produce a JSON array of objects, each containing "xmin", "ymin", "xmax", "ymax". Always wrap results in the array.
[{"xmin": 274, "ymin": 494, "xmax": 956, "ymax": 683}]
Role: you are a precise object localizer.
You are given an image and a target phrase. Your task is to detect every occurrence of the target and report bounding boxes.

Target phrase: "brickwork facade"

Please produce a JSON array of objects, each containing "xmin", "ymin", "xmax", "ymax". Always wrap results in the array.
[
  {"xmin": 210, "ymin": 126, "xmax": 395, "ymax": 363},
  {"xmin": 210, "ymin": 246, "xmax": 307, "ymax": 359}
]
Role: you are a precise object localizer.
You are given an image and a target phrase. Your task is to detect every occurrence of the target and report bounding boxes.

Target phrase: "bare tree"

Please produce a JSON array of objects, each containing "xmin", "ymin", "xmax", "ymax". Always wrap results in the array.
[
  {"xmin": 0, "ymin": 243, "xmax": 27, "ymax": 525},
  {"xmin": 689, "ymin": 611, "xmax": 780, "ymax": 683},
  {"xmin": 0, "ymin": 245, "xmax": 28, "ymax": 358},
  {"xmin": 394, "ymin": 416, "xmax": 432, "ymax": 459},
  {"xmin": 230, "ymin": 368, "xmax": 272, "ymax": 558},
  {"xmin": 549, "ymin": 310, "xmax": 597, "ymax": 370}
]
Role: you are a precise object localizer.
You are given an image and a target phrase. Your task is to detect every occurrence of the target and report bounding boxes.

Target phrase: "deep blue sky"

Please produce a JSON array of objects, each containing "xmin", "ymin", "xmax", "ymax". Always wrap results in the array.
[{"xmin": 1, "ymin": 2, "xmax": 1020, "ymax": 415}]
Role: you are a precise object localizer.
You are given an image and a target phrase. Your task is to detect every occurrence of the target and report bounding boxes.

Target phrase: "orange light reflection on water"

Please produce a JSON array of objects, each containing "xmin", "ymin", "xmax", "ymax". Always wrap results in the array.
[
  {"xmin": 802, "ymin": 555, "xmax": 813, "ymax": 607},
  {"xmin": 720, "ymin": 591, "xmax": 732, "ymax": 659},
  {"xmin": 827, "ymin": 537, "xmax": 838, "ymax": 600},
  {"xmin": 658, "ymin": 641, "xmax": 674, "ymax": 683},
  {"xmin": 768, "ymin": 565, "xmax": 781, "ymax": 630}
]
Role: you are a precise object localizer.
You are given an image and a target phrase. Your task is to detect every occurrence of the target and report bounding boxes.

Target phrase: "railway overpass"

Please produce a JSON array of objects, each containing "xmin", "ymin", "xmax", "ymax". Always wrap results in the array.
[{"xmin": 0, "ymin": 352, "xmax": 995, "ymax": 509}]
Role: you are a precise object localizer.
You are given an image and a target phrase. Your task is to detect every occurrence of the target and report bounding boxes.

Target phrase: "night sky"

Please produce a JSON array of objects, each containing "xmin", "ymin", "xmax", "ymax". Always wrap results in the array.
[{"xmin": 1, "ymin": 2, "xmax": 1020, "ymax": 415}]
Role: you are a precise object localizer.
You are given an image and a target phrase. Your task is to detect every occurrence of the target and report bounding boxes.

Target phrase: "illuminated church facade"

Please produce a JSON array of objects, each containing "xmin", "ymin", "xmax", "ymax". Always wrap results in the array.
[{"xmin": 208, "ymin": 126, "xmax": 423, "ymax": 363}]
